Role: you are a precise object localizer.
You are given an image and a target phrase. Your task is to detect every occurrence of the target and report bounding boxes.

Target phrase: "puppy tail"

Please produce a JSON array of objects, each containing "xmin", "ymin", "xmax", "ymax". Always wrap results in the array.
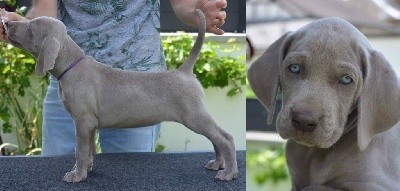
[{"xmin": 178, "ymin": 9, "xmax": 206, "ymax": 74}]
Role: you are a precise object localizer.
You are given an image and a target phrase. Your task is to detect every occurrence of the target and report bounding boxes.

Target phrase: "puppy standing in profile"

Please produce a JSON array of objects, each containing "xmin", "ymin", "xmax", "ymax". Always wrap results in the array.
[
  {"xmin": 248, "ymin": 17, "xmax": 400, "ymax": 190},
  {"xmin": 3, "ymin": 9, "xmax": 238, "ymax": 183}
]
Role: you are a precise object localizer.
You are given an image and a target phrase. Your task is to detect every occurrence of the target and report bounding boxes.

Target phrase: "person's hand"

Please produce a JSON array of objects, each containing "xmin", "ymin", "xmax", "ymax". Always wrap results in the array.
[
  {"xmin": 196, "ymin": 0, "xmax": 227, "ymax": 35},
  {"xmin": 171, "ymin": 0, "xmax": 227, "ymax": 35},
  {"xmin": 0, "ymin": 9, "xmax": 28, "ymax": 42}
]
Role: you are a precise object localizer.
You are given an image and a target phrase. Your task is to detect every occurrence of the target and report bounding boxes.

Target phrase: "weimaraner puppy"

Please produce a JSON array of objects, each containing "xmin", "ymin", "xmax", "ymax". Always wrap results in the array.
[
  {"xmin": 248, "ymin": 17, "xmax": 400, "ymax": 190},
  {"xmin": 4, "ymin": 9, "xmax": 237, "ymax": 183}
]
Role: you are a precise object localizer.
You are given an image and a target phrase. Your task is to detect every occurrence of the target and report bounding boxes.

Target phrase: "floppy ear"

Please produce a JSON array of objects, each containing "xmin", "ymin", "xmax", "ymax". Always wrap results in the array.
[
  {"xmin": 247, "ymin": 32, "xmax": 293, "ymax": 124},
  {"xmin": 35, "ymin": 37, "xmax": 60, "ymax": 77},
  {"xmin": 358, "ymin": 50, "xmax": 400, "ymax": 150}
]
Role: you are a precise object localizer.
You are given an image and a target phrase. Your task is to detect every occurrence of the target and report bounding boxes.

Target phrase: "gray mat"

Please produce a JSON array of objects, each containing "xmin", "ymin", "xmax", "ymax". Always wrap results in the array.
[{"xmin": 0, "ymin": 151, "xmax": 245, "ymax": 190}]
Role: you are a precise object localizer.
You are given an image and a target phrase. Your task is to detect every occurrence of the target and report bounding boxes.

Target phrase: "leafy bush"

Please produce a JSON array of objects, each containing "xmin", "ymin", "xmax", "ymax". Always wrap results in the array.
[
  {"xmin": 163, "ymin": 34, "xmax": 246, "ymax": 96},
  {"xmin": 0, "ymin": 42, "xmax": 47, "ymax": 155},
  {"xmin": 247, "ymin": 145, "xmax": 289, "ymax": 185}
]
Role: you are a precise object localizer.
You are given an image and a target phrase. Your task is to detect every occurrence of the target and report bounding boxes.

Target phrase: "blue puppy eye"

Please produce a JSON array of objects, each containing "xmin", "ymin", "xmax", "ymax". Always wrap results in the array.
[
  {"xmin": 340, "ymin": 75, "xmax": 353, "ymax": 85},
  {"xmin": 288, "ymin": 64, "xmax": 300, "ymax": 73}
]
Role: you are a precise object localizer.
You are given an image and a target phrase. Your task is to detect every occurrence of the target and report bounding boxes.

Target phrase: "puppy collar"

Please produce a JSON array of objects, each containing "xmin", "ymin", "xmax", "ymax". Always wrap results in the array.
[{"xmin": 57, "ymin": 56, "xmax": 85, "ymax": 80}]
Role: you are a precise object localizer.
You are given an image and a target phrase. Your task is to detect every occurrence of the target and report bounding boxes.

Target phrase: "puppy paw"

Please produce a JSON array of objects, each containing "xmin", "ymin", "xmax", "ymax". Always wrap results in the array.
[
  {"xmin": 62, "ymin": 170, "xmax": 87, "ymax": 183},
  {"xmin": 205, "ymin": 159, "xmax": 225, "ymax": 171},
  {"xmin": 215, "ymin": 169, "xmax": 238, "ymax": 181}
]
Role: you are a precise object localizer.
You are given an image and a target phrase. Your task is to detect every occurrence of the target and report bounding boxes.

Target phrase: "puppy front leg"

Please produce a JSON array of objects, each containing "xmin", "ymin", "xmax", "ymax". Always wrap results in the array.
[
  {"xmin": 88, "ymin": 128, "xmax": 96, "ymax": 172},
  {"xmin": 63, "ymin": 117, "xmax": 96, "ymax": 183}
]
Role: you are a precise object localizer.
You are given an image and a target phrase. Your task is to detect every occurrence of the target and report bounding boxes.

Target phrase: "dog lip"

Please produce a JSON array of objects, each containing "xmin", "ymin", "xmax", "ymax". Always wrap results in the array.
[
  {"xmin": 292, "ymin": 138, "xmax": 316, "ymax": 147},
  {"xmin": 288, "ymin": 129, "xmax": 336, "ymax": 148},
  {"xmin": 278, "ymin": 128, "xmax": 300, "ymax": 140}
]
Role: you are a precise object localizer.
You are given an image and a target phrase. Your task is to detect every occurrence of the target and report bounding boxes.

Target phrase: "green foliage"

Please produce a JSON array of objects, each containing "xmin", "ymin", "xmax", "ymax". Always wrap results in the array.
[
  {"xmin": 0, "ymin": 1, "xmax": 41, "ymax": 155},
  {"xmin": 0, "ymin": 42, "xmax": 47, "ymax": 155},
  {"xmin": 246, "ymin": 145, "xmax": 289, "ymax": 185},
  {"xmin": 246, "ymin": 78, "xmax": 256, "ymax": 98},
  {"xmin": 163, "ymin": 34, "xmax": 246, "ymax": 96},
  {"xmin": 155, "ymin": 144, "xmax": 165, "ymax": 153},
  {"xmin": 0, "ymin": 0, "xmax": 16, "ymax": 8},
  {"xmin": 0, "ymin": 1, "xmax": 28, "ymax": 14}
]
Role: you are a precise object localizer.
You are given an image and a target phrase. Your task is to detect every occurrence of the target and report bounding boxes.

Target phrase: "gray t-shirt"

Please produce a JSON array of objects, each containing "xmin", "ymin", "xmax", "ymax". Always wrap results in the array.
[{"xmin": 57, "ymin": 0, "xmax": 166, "ymax": 72}]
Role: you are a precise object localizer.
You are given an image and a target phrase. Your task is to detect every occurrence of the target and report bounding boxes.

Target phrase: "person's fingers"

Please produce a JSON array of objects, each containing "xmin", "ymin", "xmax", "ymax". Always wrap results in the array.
[
  {"xmin": 0, "ymin": 18, "xmax": 8, "ymax": 41},
  {"xmin": 208, "ymin": 26, "xmax": 224, "ymax": 35},
  {"xmin": 213, "ymin": 18, "xmax": 225, "ymax": 27},
  {"xmin": 216, "ymin": 0, "xmax": 227, "ymax": 9},
  {"xmin": 197, "ymin": 0, "xmax": 227, "ymax": 35},
  {"xmin": 0, "ymin": 12, "xmax": 27, "ymax": 42},
  {"xmin": 216, "ymin": 11, "xmax": 226, "ymax": 20},
  {"xmin": 207, "ymin": 24, "xmax": 225, "ymax": 35},
  {"xmin": 203, "ymin": 0, "xmax": 222, "ymax": 11},
  {"xmin": 6, "ymin": 12, "xmax": 27, "ymax": 22},
  {"xmin": 0, "ymin": 9, "xmax": 10, "ymax": 42}
]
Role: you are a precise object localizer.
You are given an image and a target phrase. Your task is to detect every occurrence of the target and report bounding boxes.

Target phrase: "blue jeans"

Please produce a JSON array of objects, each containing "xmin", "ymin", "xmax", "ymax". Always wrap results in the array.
[{"xmin": 41, "ymin": 76, "xmax": 160, "ymax": 156}]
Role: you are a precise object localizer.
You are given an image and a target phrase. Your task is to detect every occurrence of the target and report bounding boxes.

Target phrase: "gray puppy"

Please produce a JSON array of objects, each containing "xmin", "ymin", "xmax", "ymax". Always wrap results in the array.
[
  {"xmin": 5, "ymin": 9, "xmax": 238, "ymax": 183},
  {"xmin": 248, "ymin": 17, "xmax": 400, "ymax": 190}
]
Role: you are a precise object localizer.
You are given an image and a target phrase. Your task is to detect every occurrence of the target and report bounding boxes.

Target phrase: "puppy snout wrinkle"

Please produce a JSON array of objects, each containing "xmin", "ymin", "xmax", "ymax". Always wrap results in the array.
[{"xmin": 291, "ymin": 107, "xmax": 319, "ymax": 132}]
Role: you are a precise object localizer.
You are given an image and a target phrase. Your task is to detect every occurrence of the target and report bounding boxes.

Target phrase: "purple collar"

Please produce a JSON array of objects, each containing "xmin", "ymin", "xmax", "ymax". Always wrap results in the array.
[{"xmin": 57, "ymin": 56, "xmax": 85, "ymax": 80}]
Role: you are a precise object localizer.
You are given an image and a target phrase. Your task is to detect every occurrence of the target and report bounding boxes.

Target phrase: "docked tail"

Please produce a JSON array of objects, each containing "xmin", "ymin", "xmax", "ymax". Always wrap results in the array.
[{"xmin": 178, "ymin": 9, "xmax": 206, "ymax": 74}]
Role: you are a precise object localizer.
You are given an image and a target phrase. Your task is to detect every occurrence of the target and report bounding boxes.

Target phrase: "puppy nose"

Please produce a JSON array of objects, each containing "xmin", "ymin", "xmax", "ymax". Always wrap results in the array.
[{"xmin": 291, "ymin": 108, "xmax": 319, "ymax": 132}]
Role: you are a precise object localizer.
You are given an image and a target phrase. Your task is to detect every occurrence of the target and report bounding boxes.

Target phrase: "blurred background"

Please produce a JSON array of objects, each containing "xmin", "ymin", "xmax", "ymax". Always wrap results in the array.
[{"xmin": 246, "ymin": 0, "xmax": 400, "ymax": 190}]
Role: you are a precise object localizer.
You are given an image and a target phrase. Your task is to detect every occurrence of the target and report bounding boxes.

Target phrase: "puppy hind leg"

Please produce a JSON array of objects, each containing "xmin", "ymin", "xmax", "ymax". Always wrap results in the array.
[
  {"xmin": 213, "ymin": 128, "xmax": 238, "ymax": 181},
  {"xmin": 205, "ymin": 143, "xmax": 225, "ymax": 170},
  {"xmin": 182, "ymin": 109, "xmax": 238, "ymax": 181}
]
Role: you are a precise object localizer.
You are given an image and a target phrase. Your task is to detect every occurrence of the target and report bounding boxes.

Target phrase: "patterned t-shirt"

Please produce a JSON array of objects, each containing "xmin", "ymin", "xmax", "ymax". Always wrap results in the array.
[{"xmin": 57, "ymin": 0, "xmax": 166, "ymax": 72}]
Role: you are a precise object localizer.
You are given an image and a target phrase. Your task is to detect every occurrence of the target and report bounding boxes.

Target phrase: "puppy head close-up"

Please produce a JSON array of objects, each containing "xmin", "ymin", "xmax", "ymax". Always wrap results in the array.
[
  {"xmin": 248, "ymin": 17, "xmax": 400, "ymax": 150},
  {"xmin": 6, "ymin": 17, "xmax": 67, "ymax": 76}
]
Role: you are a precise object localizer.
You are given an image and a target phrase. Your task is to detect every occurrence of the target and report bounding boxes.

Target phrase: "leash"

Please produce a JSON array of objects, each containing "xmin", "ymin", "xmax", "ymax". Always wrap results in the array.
[{"xmin": 57, "ymin": 56, "xmax": 85, "ymax": 80}]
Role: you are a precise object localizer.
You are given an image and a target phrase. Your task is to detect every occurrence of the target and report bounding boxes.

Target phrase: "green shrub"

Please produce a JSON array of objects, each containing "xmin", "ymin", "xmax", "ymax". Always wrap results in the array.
[
  {"xmin": 247, "ymin": 145, "xmax": 289, "ymax": 185},
  {"xmin": 163, "ymin": 34, "xmax": 246, "ymax": 96},
  {"xmin": 0, "ymin": 42, "xmax": 47, "ymax": 155}
]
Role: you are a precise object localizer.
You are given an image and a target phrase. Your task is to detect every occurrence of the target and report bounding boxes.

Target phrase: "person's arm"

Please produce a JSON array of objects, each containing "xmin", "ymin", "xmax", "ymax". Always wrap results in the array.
[
  {"xmin": 0, "ymin": 0, "xmax": 57, "ymax": 42},
  {"xmin": 170, "ymin": 0, "xmax": 227, "ymax": 35},
  {"xmin": 25, "ymin": 0, "xmax": 57, "ymax": 19}
]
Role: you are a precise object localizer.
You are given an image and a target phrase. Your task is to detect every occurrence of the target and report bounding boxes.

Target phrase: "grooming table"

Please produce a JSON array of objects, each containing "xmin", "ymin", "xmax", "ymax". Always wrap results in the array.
[{"xmin": 0, "ymin": 151, "xmax": 245, "ymax": 190}]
